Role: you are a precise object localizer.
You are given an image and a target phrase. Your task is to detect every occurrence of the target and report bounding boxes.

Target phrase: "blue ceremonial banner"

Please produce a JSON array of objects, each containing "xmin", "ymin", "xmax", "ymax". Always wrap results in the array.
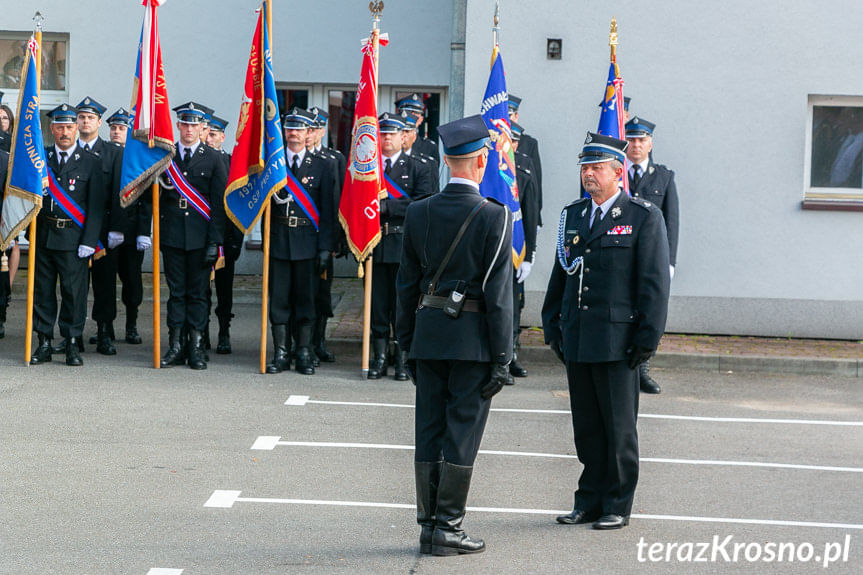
[
  {"xmin": 224, "ymin": 0, "xmax": 287, "ymax": 233},
  {"xmin": 479, "ymin": 47, "xmax": 526, "ymax": 269},
  {"xmin": 0, "ymin": 36, "xmax": 47, "ymax": 249},
  {"xmin": 598, "ymin": 63, "xmax": 624, "ymax": 138}
]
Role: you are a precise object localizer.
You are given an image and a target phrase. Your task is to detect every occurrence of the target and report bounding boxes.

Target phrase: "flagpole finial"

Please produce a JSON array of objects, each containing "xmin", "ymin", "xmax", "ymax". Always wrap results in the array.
[
  {"xmin": 609, "ymin": 16, "xmax": 619, "ymax": 62},
  {"xmin": 33, "ymin": 11, "xmax": 44, "ymax": 31},
  {"xmin": 493, "ymin": 0, "xmax": 500, "ymax": 46},
  {"xmin": 369, "ymin": 1, "xmax": 384, "ymax": 28}
]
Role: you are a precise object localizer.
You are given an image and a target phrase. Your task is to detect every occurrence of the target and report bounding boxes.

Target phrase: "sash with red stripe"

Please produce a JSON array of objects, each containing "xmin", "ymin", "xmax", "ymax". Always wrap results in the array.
[
  {"xmin": 383, "ymin": 172, "xmax": 406, "ymax": 199},
  {"xmin": 46, "ymin": 168, "xmax": 105, "ymax": 258},
  {"xmin": 285, "ymin": 168, "xmax": 319, "ymax": 230},
  {"xmin": 166, "ymin": 160, "xmax": 211, "ymax": 220}
]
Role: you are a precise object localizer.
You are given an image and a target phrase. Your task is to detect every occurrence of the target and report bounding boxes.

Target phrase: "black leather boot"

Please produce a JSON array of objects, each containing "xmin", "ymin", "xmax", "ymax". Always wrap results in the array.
[
  {"xmin": 416, "ymin": 461, "xmax": 442, "ymax": 554},
  {"xmin": 65, "ymin": 336, "xmax": 83, "ymax": 366},
  {"xmin": 367, "ymin": 338, "xmax": 388, "ymax": 379},
  {"xmin": 267, "ymin": 324, "xmax": 290, "ymax": 374},
  {"xmin": 431, "ymin": 462, "xmax": 485, "ymax": 556},
  {"xmin": 216, "ymin": 315, "xmax": 231, "ymax": 354},
  {"xmin": 639, "ymin": 360, "xmax": 661, "ymax": 394},
  {"xmin": 53, "ymin": 337, "xmax": 84, "ymax": 354},
  {"xmin": 201, "ymin": 323, "xmax": 210, "ymax": 361},
  {"xmin": 294, "ymin": 324, "xmax": 315, "ymax": 375},
  {"xmin": 393, "ymin": 342, "xmax": 408, "ymax": 381},
  {"xmin": 125, "ymin": 308, "xmax": 142, "ymax": 344},
  {"xmin": 96, "ymin": 322, "xmax": 117, "ymax": 355},
  {"xmin": 187, "ymin": 329, "xmax": 207, "ymax": 370},
  {"xmin": 509, "ymin": 341, "xmax": 527, "ymax": 378},
  {"xmin": 160, "ymin": 326, "xmax": 186, "ymax": 367},
  {"xmin": 313, "ymin": 317, "xmax": 335, "ymax": 363},
  {"xmin": 30, "ymin": 333, "xmax": 53, "ymax": 365}
]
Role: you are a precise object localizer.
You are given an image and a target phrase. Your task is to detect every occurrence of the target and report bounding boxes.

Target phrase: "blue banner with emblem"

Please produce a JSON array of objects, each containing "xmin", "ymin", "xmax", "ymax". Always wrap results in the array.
[{"xmin": 478, "ymin": 46, "xmax": 526, "ymax": 269}]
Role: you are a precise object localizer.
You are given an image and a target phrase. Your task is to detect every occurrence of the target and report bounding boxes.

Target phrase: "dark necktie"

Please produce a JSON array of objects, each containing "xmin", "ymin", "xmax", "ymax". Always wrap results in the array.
[
  {"xmin": 385, "ymin": 158, "xmax": 392, "ymax": 174},
  {"xmin": 183, "ymin": 147, "xmax": 191, "ymax": 164},
  {"xmin": 291, "ymin": 154, "xmax": 300, "ymax": 176},
  {"xmin": 590, "ymin": 208, "xmax": 602, "ymax": 232},
  {"xmin": 59, "ymin": 151, "xmax": 67, "ymax": 169},
  {"xmin": 631, "ymin": 165, "xmax": 642, "ymax": 190}
]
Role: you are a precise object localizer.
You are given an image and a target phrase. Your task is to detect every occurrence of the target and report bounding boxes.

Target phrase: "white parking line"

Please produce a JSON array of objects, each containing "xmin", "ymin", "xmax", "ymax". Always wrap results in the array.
[
  {"xmin": 146, "ymin": 569, "xmax": 183, "ymax": 575},
  {"xmin": 250, "ymin": 437, "xmax": 863, "ymax": 473},
  {"xmin": 203, "ymin": 490, "xmax": 863, "ymax": 531},
  {"xmin": 285, "ymin": 395, "xmax": 863, "ymax": 426}
]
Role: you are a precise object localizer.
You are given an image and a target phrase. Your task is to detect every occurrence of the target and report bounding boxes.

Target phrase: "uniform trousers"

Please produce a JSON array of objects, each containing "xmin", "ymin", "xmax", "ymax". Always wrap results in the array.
[
  {"xmin": 161, "ymin": 246, "xmax": 208, "ymax": 331},
  {"xmin": 33, "ymin": 248, "xmax": 89, "ymax": 338},
  {"xmin": 90, "ymin": 245, "xmax": 119, "ymax": 323},
  {"xmin": 268, "ymin": 257, "xmax": 315, "ymax": 327},
  {"xmin": 566, "ymin": 360, "xmax": 640, "ymax": 516},
  {"xmin": 415, "ymin": 359, "xmax": 492, "ymax": 466},
  {"xmin": 370, "ymin": 261, "xmax": 399, "ymax": 339},
  {"xmin": 213, "ymin": 256, "xmax": 236, "ymax": 322},
  {"xmin": 116, "ymin": 241, "xmax": 144, "ymax": 317},
  {"xmin": 512, "ymin": 275, "xmax": 524, "ymax": 341},
  {"xmin": 314, "ymin": 255, "xmax": 334, "ymax": 318}
]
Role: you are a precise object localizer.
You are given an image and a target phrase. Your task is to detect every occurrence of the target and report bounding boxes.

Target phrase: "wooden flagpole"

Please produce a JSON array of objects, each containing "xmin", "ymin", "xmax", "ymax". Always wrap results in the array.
[
  {"xmin": 26, "ymin": 12, "xmax": 43, "ymax": 366},
  {"xmin": 152, "ymin": 180, "xmax": 160, "ymax": 368},
  {"xmin": 260, "ymin": 0, "xmax": 273, "ymax": 374}
]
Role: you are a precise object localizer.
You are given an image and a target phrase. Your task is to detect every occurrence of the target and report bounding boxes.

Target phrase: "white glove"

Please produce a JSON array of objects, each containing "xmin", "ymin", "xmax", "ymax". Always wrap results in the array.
[
  {"xmin": 77, "ymin": 244, "xmax": 96, "ymax": 259},
  {"xmin": 516, "ymin": 260, "xmax": 533, "ymax": 283},
  {"xmin": 136, "ymin": 235, "xmax": 152, "ymax": 251},
  {"xmin": 670, "ymin": 265, "xmax": 675, "ymax": 280},
  {"xmin": 107, "ymin": 231, "xmax": 124, "ymax": 249}
]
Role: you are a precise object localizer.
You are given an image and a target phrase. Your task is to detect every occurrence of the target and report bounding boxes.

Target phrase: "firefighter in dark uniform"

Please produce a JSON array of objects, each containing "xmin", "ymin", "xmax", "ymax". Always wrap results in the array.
[
  {"xmin": 266, "ymin": 107, "xmax": 334, "ymax": 375},
  {"xmin": 542, "ymin": 132, "xmax": 670, "ymax": 530},
  {"xmin": 204, "ymin": 114, "xmax": 242, "ymax": 354},
  {"xmin": 306, "ymin": 106, "xmax": 343, "ymax": 365},
  {"xmin": 31, "ymin": 104, "xmax": 106, "ymax": 366},
  {"xmin": 396, "ymin": 115, "xmax": 512, "ymax": 556},
  {"xmin": 625, "ymin": 117, "xmax": 679, "ymax": 394},
  {"xmin": 400, "ymin": 111, "xmax": 439, "ymax": 188},
  {"xmin": 105, "ymin": 108, "xmax": 150, "ymax": 345},
  {"xmin": 507, "ymin": 95, "xmax": 543, "ymax": 227},
  {"xmin": 158, "ymin": 102, "xmax": 227, "ymax": 370},
  {"xmin": 71, "ymin": 97, "xmax": 123, "ymax": 356},
  {"xmin": 509, "ymin": 122, "xmax": 539, "ymax": 380},
  {"xmin": 0, "ymin": 148, "xmax": 9, "ymax": 338},
  {"xmin": 368, "ymin": 112, "xmax": 436, "ymax": 380},
  {"xmin": 396, "ymin": 94, "xmax": 440, "ymax": 170},
  {"xmin": 0, "ymin": 90, "xmax": 10, "ymax": 152}
]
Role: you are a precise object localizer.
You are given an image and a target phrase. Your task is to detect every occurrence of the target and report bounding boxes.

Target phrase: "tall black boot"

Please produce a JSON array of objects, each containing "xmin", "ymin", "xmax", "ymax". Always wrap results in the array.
[
  {"xmin": 294, "ymin": 324, "xmax": 315, "ymax": 375},
  {"xmin": 66, "ymin": 336, "xmax": 83, "ymax": 366},
  {"xmin": 367, "ymin": 337, "xmax": 388, "ymax": 379},
  {"xmin": 639, "ymin": 360, "xmax": 661, "ymax": 394},
  {"xmin": 160, "ymin": 326, "xmax": 185, "ymax": 367},
  {"xmin": 509, "ymin": 340, "xmax": 527, "ymax": 378},
  {"xmin": 393, "ymin": 341, "xmax": 408, "ymax": 381},
  {"xmin": 187, "ymin": 329, "xmax": 207, "ymax": 370},
  {"xmin": 416, "ymin": 461, "xmax": 442, "ymax": 554},
  {"xmin": 96, "ymin": 322, "xmax": 117, "ymax": 356},
  {"xmin": 30, "ymin": 333, "xmax": 53, "ymax": 365},
  {"xmin": 216, "ymin": 315, "xmax": 231, "ymax": 354},
  {"xmin": 431, "ymin": 462, "xmax": 485, "ymax": 556},
  {"xmin": 125, "ymin": 308, "xmax": 142, "ymax": 344},
  {"xmin": 267, "ymin": 324, "xmax": 290, "ymax": 374},
  {"xmin": 314, "ymin": 317, "xmax": 335, "ymax": 363}
]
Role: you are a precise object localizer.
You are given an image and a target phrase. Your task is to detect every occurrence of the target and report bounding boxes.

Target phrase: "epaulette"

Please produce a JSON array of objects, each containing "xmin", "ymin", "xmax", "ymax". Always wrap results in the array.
[
  {"xmin": 563, "ymin": 197, "xmax": 589, "ymax": 210},
  {"xmin": 630, "ymin": 196, "xmax": 654, "ymax": 210},
  {"xmin": 486, "ymin": 196, "xmax": 505, "ymax": 207},
  {"xmin": 110, "ymin": 141, "xmax": 123, "ymax": 149}
]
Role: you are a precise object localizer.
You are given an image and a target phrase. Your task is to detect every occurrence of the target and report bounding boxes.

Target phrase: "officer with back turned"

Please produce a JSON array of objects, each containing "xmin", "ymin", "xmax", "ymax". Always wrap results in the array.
[{"xmin": 396, "ymin": 115, "xmax": 512, "ymax": 556}]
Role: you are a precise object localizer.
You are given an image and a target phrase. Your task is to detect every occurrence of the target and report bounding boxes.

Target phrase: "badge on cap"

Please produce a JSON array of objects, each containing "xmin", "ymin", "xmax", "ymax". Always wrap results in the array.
[{"xmin": 84, "ymin": 98, "xmax": 91, "ymax": 105}]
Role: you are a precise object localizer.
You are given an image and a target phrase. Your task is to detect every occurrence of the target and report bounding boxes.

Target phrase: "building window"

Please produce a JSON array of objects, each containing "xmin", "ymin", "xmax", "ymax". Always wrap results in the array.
[
  {"xmin": 0, "ymin": 31, "xmax": 68, "ymax": 93},
  {"xmin": 804, "ymin": 95, "xmax": 863, "ymax": 210}
]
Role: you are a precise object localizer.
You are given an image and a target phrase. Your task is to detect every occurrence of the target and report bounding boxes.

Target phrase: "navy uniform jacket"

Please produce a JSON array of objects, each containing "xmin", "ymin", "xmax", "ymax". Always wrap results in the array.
[
  {"xmin": 40, "ymin": 146, "xmax": 106, "ymax": 251},
  {"xmin": 515, "ymin": 151, "xmax": 539, "ymax": 261},
  {"xmin": 85, "ymin": 138, "xmax": 123, "ymax": 240},
  {"xmin": 269, "ymin": 151, "xmax": 335, "ymax": 261},
  {"xmin": 541, "ymin": 193, "xmax": 670, "ymax": 363},
  {"xmin": 630, "ymin": 159, "xmax": 679, "ymax": 266},
  {"xmin": 374, "ymin": 152, "xmax": 437, "ymax": 264},
  {"xmin": 395, "ymin": 182, "xmax": 513, "ymax": 364},
  {"xmin": 160, "ymin": 143, "xmax": 227, "ymax": 251},
  {"xmin": 414, "ymin": 136, "xmax": 440, "ymax": 168},
  {"xmin": 311, "ymin": 147, "xmax": 344, "ymax": 250},
  {"xmin": 0, "ymin": 130, "xmax": 10, "ymax": 153},
  {"xmin": 517, "ymin": 132, "xmax": 542, "ymax": 225},
  {"xmin": 405, "ymin": 148, "xmax": 439, "ymax": 191}
]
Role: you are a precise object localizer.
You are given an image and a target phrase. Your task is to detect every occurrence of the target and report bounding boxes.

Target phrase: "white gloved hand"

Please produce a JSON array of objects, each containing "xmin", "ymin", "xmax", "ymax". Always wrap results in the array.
[
  {"xmin": 516, "ymin": 260, "xmax": 533, "ymax": 283},
  {"xmin": 77, "ymin": 244, "xmax": 96, "ymax": 259},
  {"xmin": 107, "ymin": 231, "xmax": 124, "ymax": 249},
  {"xmin": 670, "ymin": 265, "xmax": 675, "ymax": 280},
  {"xmin": 136, "ymin": 235, "xmax": 152, "ymax": 251}
]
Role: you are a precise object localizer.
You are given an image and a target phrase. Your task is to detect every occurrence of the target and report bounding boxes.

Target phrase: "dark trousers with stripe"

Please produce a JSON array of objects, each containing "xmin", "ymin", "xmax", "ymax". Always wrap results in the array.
[
  {"xmin": 566, "ymin": 360, "xmax": 640, "ymax": 517},
  {"xmin": 162, "ymin": 246, "xmax": 208, "ymax": 331},
  {"xmin": 91, "ymin": 245, "xmax": 119, "ymax": 323},
  {"xmin": 268, "ymin": 257, "xmax": 315, "ymax": 327},
  {"xmin": 415, "ymin": 359, "xmax": 492, "ymax": 466},
  {"xmin": 33, "ymin": 248, "xmax": 89, "ymax": 339},
  {"xmin": 370, "ymin": 262, "xmax": 399, "ymax": 339},
  {"xmin": 116, "ymin": 241, "xmax": 144, "ymax": 320}
]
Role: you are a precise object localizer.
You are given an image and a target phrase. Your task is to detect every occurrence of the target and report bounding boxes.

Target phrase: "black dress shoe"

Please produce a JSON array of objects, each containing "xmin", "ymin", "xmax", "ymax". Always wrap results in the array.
[
  {"xmin": 593, "ymin": 514, "xmax": 629, "ymax": 530},
  {"xmin": 556, "ymin": 508, "xmax": 601, "ymax": 525},
  {"xmin": 125, "ymin": 326, "xmax": 142, "ymax": 345},
  {"xmin": 216, "ymin": 332, "xmax": 231, "ymax": 354},
  {"xmin": 509, "ymin": 359, "xmax": 528, "ymax": 378},
  {"xmin": 639, "ymin": 360, "xmax": 661, "ymax": 394},
  {"xmin": 66, "ymin": 337, "xmax": 84, "ymax": 366},
  {"xmin": 53, "ymin": 337, "xmax": 85, "ymax": 354}
]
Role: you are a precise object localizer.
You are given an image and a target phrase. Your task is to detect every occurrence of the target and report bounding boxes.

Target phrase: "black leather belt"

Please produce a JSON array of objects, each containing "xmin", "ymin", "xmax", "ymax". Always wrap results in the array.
[
  {"xmin": 45, "ymin": 216, "xmax": 73, "ymax": 229},
  {"xmin": 383, "ymin": 223, "xmax": 404, "ymax": 235},
  {"xmin": 276, "ymin": 215, "xmax": 314, "ymax": 227},
  {"xmin": 419, "ymin": 294, "xmax": 484, "ymax": 313}
]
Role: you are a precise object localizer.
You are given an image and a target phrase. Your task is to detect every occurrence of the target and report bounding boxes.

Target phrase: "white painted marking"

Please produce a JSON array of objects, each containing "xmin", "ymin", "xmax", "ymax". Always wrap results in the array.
[
  {"xmin": 204, "ymin": 490, "xmax": 242, "ymax": 508},
  {"xmin": 251, "ymin": 436, "xmax": 282, "ymax": 450},
  {"xmin": 257, "ymin": 440, "xmax": 863, "ymax": 473},
  {"xmin": 147, "ymin": 570, "xmax": 183, "ymax": 575},
  {"xmin": 207, "ymin": 494, "xmax": 863, "ymax": 530},
  {"xmin": 288, "ymin": 397, "xmax": 863, "ymax": 426}
]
